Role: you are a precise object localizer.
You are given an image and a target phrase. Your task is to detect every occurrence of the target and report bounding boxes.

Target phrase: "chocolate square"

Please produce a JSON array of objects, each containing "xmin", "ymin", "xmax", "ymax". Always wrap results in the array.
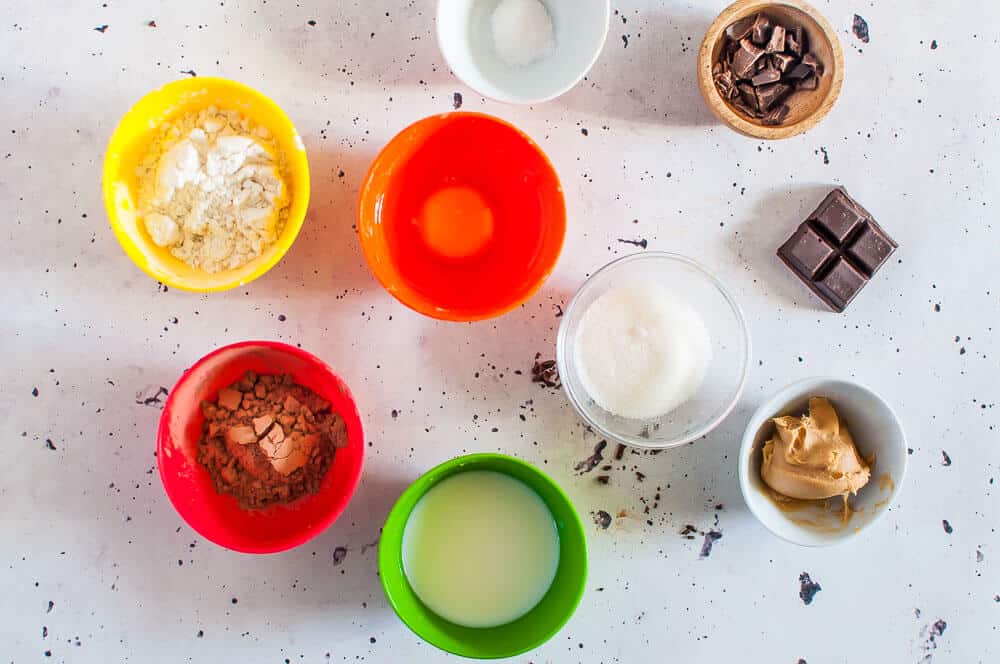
[
  {"xmin": 847, "ymin": 222, "xmax": 897, "ymax": 274},
  {"xmin": 815, "ymin": 257, "xmax": 868, "ymax": 312},
  {"xmin": 809, "ymin": 190, "xmax": 865, "ymax": 243},
  {"xmin": 779, "ymin": 225, "xmax": 835, "ymax": 279},
  {"xmin": 777, "ymin": 188, "xmax": 897, "ymax": 312}
]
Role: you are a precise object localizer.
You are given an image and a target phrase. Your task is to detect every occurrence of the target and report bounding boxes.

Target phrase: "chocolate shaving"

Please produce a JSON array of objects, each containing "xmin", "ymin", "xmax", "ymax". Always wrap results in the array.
[
  {"xmin": 575, "ymin": 440, "xmax": 607, "ymax": 474},
  {"xmin": 531, "ymin": 358, "xmax": 560, "ymax": 388}
]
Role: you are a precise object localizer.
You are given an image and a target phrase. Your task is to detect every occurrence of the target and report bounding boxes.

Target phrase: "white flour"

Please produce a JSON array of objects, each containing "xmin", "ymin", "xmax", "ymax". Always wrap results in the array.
[
  {"xmin": 490, "ymin": 0, "xmax": 555, "ymax": 67},
  {"xmin": 137, "ymin": 107, "xmax": 289, "ymax": 273}
]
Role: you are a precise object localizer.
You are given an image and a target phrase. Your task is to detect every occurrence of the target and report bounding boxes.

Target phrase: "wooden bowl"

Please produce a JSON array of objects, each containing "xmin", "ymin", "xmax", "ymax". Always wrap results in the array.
[{"xmin": 697, "ymin": 0, "xmax": 844, "ymax": 139}]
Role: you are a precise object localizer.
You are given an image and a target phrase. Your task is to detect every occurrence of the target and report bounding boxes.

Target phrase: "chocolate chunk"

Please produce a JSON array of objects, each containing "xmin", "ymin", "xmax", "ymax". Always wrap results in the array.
[
  {"xmin": 762, "ymin": 103, "xmax": 790, "ymax": 125},
  {"xmin": 796, "ymin": 75, "xmax": 819, "ymax": 91},
  {"xmin": 766, "ymin": 25, "xmax": 786, "ymax": 53},
  {"xmin": 750, "ymin": 14, "xmax": 772, "ymax": 46},
  {"xmin": 771, "ymin": 52, "xmax": 796, "ymax": 73},
  {"xmin": 725, "ymin": 15, "xmax": 755, "ymax": 41},
  {"xmin": 852, "ymin": 14, "xmax": 870, "ymax": 43},
  {"xmin": 801, "ymin": 52, "xmax": 823, "ymax": 76},
  {"xmin": 732, "ymin": 37, "xmax": 765, "ymax": 78},
  {"xmin": 846, "ymin": 222, "xmax": 897, "ymax": 274},
  {"xmin": 737, "ymin": 82, "xmax": 759, "ymax": 112},
  {"xmin": 779, "ymin": 224, "xmax": 835, "ymax": 279},
  {"xmin": 777, "ymin": 189, "xmax": 897, "ymax": 312},
  {"xmin": 733, "ymin": 99, "xmax": 760, "ymax": 118},
  {"xmin": 755, "ymin": 82, "xmax": 791, "ymax": 112},
  {"xmin": 751, "ymin": 65, "xmax": 781, "ymax": 86},
  {"xmin": 785, "ymin": 62, "xmax": 813, "ymax": 81}
]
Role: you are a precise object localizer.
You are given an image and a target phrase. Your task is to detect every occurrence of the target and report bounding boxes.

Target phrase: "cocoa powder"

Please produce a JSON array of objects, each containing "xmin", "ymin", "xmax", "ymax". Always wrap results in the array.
[{"xmin": 196, "ymin": 372, "xmax": 348, "ymax": 510}]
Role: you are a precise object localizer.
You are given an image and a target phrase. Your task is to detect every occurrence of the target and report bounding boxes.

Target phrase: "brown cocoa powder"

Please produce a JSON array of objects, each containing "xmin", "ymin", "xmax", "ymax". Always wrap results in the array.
[{"xmin": 196, "ymin": 372, "xmax": 348, "ymax": 510}]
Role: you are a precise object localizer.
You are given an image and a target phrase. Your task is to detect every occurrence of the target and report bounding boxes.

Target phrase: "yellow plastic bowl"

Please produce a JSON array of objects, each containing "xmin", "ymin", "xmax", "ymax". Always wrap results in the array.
[{"xmin": 102, "ymin": 77, "xmax": 310, "ymax": 292}]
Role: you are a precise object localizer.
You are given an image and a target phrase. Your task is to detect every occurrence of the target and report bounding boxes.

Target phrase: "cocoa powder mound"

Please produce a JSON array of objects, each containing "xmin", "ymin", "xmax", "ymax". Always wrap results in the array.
[{"xmin": 196, "ymin": 372, "xmax": 348, "ymax": 510}]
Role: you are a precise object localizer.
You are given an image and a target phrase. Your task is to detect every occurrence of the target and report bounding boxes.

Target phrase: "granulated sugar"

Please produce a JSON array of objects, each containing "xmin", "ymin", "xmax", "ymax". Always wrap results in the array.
[
  {"xmin": 491, "ymin": 0, "xmax": 555, "ymax": 67},
  {"xmin": 137, "ymin": 107, "xmax": 290, "ymax": 273}
]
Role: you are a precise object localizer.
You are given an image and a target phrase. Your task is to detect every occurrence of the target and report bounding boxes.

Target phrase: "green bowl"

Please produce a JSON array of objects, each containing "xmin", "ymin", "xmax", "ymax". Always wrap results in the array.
[{"xmin": 378, "ymin": 453, "xmax": 588, "ymax": 659}]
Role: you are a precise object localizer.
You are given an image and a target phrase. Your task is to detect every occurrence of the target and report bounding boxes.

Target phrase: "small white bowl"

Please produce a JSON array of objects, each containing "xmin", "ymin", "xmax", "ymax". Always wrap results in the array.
[
  {"xmin": 738, "ymin": 377, "xmax": 908, "ymax": 546},
  {"xmin": 436, "ymin": 0, "xmax": 611, "ymax": 104},
  {"xmin": 557, "ymin": 252, "xmax": 751, "ymax": 449}
]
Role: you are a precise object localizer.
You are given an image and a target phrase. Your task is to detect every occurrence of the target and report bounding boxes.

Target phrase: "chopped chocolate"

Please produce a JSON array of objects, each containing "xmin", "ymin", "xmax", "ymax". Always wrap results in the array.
[
  {"xmin": 766, "ymin": 24, "xmax": 786, "ymax": 53},
  {"xmin": 713, "ymin": 12, "xmax": 823, "ymax": 124},
  {"xmin": 852, "ymin": 14, "xmax": 870, "ymax": 43},
  {"xmin": 751, "ymin": 65, "xmax": 781, "ymax": 86},
  {"xmin": 725, "ymin": 14, "xmax": 755, "ymax": 41},
  {"xmin": 762, "ymin": 103, "xmax": 790, "ymax": 125},
  {"xmin": 777, "ymin": 189, "xmax": 897, "ymax": 312},
  {"xmin": 750, "ymin": 14, "xmax": 772, "ymax": 46},
  {"xmin": 755, "ymin": 82, "xmax": 791, "ymax": 112},
  {"xmin": 732, "ymin": 37, "xmax": 765, "ymax": 78}
]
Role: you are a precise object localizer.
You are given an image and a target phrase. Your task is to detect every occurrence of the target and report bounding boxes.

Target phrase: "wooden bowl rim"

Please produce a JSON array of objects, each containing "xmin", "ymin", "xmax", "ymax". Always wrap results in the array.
[{"xmin": 697, "ymin": 0, "xmax": 845, "ymax": 140}]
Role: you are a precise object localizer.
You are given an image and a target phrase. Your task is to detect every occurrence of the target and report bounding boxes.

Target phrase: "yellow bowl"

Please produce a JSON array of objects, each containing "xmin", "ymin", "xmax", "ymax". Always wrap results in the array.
[{"xmin": 102, "ymin": 77, "xmax": 310, "ymax": 292}]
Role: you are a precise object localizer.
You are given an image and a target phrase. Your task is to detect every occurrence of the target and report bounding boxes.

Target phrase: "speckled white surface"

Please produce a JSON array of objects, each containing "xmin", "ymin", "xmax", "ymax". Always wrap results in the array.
[{"xmin": 3, "ymin": 1, "xmax": 998, "ymax": 662}]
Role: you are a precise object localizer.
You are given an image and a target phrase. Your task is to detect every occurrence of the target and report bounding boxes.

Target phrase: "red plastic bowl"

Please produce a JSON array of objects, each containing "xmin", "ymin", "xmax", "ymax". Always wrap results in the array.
[
  {"xmin": 358, "ymin": 112, "xmax": 566, "ymax": 322},
  {"xmin": 157, "ymin": 341, "xmax": 365, "ymax": 554}
]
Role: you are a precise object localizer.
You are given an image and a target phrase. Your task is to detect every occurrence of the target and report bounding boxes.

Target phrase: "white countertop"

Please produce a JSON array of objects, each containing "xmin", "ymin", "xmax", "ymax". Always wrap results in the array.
[{"xmin": 3, "ymin": 1, "xmax": 997, "ymax": 662}]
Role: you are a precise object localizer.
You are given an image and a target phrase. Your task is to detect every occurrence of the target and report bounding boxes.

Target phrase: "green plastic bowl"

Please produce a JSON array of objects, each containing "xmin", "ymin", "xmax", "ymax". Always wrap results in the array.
[{"xmin": 378, "ymin": 453, "xmax": 588, "ymax": 659}]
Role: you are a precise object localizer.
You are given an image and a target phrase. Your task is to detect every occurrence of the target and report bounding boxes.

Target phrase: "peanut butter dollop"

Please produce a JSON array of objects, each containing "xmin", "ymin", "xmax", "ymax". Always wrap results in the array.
[{"xmin": 761, "ymin": 397, "xmax": 871, "ymax": 501}]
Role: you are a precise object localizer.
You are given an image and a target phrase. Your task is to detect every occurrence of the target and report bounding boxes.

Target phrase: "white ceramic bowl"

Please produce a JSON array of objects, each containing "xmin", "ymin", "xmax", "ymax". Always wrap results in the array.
[
  {"xmin": 738, "ymin": 377, "xmax": 908, "ymax": 546},
  {"xmin": 436, "ymin": 0, "xmax": 611, "ymax": 104},
  {"xmin": 557, "ymin": 252, "xmax": 751, "ymax": 449}
]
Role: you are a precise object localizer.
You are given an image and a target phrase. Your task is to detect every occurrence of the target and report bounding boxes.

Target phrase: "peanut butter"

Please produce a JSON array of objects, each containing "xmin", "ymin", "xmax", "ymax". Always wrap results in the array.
[{"xmin": 761, "ymin": 397, "xmax": 871, "ymax": 501}]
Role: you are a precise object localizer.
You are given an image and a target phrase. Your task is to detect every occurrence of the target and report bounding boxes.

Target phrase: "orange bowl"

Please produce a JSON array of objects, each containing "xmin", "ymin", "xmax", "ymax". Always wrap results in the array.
[
  {"xmin": 358, "ymin": 113, "xmax": 566, "ymax": 321},
  {"xmin": 157, "ymin": 341, "xmax": 365, "ymax": 554}
]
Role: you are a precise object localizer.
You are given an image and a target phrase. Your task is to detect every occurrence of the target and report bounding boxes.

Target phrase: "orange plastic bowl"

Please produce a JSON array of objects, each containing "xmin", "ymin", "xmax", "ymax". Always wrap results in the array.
[
  {"xmin": 358, "ymin": 113, "xmax": 566, "ymax": 321},
  {"xmin": 157, "ymin": 341, "xmax": 364, "ymax": 554}
]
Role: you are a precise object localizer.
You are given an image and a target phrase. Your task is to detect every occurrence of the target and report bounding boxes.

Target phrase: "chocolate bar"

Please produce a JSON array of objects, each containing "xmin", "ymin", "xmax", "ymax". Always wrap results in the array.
[{"xmin": 777, "ymin": 189, "xmax": 897, "ymax": 312}]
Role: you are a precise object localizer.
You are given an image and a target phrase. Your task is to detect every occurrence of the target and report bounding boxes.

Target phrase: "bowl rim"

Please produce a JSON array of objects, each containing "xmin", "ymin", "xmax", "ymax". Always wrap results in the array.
[
  {"xmin": 357, "ymin": 111, "xmax": 566, "ymax": 322},
  {"xmin": 556, "ymin": 251, "xmax": 752, "ymax": 450},
  {"xmin": 737, "ymin": 376, "xmax": 909, "ymax": 547},
  {"xmin": 434, "ymin": 0, "xmax": 612, "ymax": 105},
  {"xmin": 377, "ymin": 452, "xmax": 588, "ymax": 659},
  {"xmin": 696, "ymin": 0, "xmax": 845, "ymax": 139},
  {"xmin": 156, "ymin": 339, "xmax": 365, "ymax": 554},
  {"xmin": 102, "ymin": 76, "xmax": 311, "ymax": 292}
]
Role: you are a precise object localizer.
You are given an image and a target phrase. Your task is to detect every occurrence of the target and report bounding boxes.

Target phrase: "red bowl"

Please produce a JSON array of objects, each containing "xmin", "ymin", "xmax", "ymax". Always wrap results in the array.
[
  {"xmin": 157, "ymin": 341, "xmax": 365, "ymax": 553},
  {"xmin": 358, "ymin": 112, "xmax": 566, "ymax": 321}
]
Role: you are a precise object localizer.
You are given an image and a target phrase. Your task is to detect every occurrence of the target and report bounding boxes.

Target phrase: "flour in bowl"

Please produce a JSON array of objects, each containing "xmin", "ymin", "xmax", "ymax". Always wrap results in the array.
[{"xmin": 137, "ymin": 107, "xmax": 290, "ymax": 273}]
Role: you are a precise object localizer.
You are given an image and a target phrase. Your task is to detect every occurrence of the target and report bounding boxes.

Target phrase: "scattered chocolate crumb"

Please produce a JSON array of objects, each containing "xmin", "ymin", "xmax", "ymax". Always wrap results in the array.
[
  {"xmin": 581, "ymin": 128, "xmax": 589, "ymax": 136},
  {"xmin": 852, "ymin": 15, "xmax": 870, "ymax": 43},
  {"xmin": 934, "ymin": 303, "xmax": 941, "ymax": 312},
  {"xmin": 595, "ymin": 475, "xmax": 610, "ymax": 485},
  {"xmin": 680, "ymin": 524, "xmax": 698, "ymax": 536},
  {"xmin": 922, "ymin": 618, "xmax": 948, "ymax": 654},
  {"xmin": 617, "ymin": 238, "xmax": 648, "ymax": 249},
  {"xmin": 635, "ymin": 471, "xmax": 646, "ymax": 482},
  {"xmin": 278, "ymin": 314, "xmax": 287, "ymax": 322},
  {"xmin": 941, "ymin": 450, "xmax": 952, "ymax": 466},
  {"xmin": 147, "ymin": 20, "xmax": 157, "ymax": 28},
  {"xmin": 32, "ymin": 387, "xmax": 39, "ymax": 397},
  {"xmin": 45, "ymin": 439, "xmax": 56, "ymax": 451},
  {"xmin": 231, "ymin": 597, "xmax": 238, "ymax": 604},
  {"xmin": 699, "ymin": 530, "xmax": 722, "ymax": 558},
  {"xmin": 180, "ymin": 69, "xmax": 197, "ymax": 77},
  {"xmin": 819, "ymin": 146, "xmax": 829, "ymax": 164},
  {"xmin": 554, "ymin": 304, "xmax": 564, "ymax": 318},
  {"xmin": 42, "ymin": 626, "xmax": 48, "ymax": 638},
  {"xmin": 94, "ymin": 25, "xmax": 109, "ymax": 33},
  {"xmin": 942, "ymin": 519, "xmax": 953, "ymax": 534},
  {"xmin": 798, "ymin": 572, "xmax": 821, "ymax": 605},
  {"xmin": 307, "ymin": 19, "xmax": 317, "ymax": 26},
  {"xmin": 614, "ymin": 443, "xmax": 626, "ymax": 460},
  {"xmin": 333, "ymin": 546, "xmax": 347, "ymax": 566},
  {"xmin": 135, "ymin": 386, "xmax": 169, "ymax": 408},
  {"xmin": 531, "ymin": 357, "xmax": 560, "ymax": 388},
  {"xmin": 976, "ymin": 548, "xmax": 984, "ymax": 563},
  {"xmin": 930, "ymin": 39, "xmax": 938, "ymax": 49},
  {"xmin": 196, "ymin": 630, "xmax": 204, "ymax": 637},
  {"xmin": 714, "ymin": 503, "xmax": 724, "ymax": 510},
  {"xmin": 575, "ymin": 440, "xmax": 607, "ymax": 473},
  {"xmin": 452, "ymin": 92, "xmax": 463, "ymax": 109},
  {"xmin": 46, "ymin": 601, "xmax": 54, "ymax": 613},
  {"xmin": 592, "ymin": 510, "xmax": 612, "ymax": 529}
]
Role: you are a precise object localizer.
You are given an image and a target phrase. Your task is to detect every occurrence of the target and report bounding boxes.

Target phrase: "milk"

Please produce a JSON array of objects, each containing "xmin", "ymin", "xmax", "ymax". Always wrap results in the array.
[{"xmin": 401, "ymin": 471, "xmax": 560, "ymax": 628}]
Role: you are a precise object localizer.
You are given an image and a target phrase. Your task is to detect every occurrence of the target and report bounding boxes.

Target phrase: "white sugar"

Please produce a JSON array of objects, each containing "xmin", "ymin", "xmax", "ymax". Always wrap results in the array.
[
  {"xmin": 490, "ymin": 0, "xmax": 556, "ymax": 67},
  {"xmin": 574, "ymin": 282, "xmax": 712, "ymax": 420}
]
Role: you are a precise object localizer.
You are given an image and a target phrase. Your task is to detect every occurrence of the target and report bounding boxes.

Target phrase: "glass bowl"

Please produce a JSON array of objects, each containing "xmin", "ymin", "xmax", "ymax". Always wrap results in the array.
[{"xmin": 556, "ymin": 252, "xmax": 751, "ymax": 449}]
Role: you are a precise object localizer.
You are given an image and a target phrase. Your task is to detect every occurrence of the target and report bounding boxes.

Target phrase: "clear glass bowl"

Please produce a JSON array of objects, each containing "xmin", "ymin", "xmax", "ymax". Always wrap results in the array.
[{"xmin": 556, "ymin": 252, "xmax": 751, "ymax": 449}]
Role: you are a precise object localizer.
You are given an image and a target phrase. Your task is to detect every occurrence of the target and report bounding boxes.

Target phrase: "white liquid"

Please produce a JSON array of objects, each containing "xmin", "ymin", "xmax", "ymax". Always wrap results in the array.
[
  {"xmin": 574, "ymin": 282, "xmax": 712, "ymax": 419},
  {"xmin": 401, "ymin": 471, "xmax": 560, "ymax": 628}
]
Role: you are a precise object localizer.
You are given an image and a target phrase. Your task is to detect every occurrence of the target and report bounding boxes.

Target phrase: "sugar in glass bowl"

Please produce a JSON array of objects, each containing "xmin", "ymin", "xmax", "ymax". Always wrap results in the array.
[{"xmin": 557, "ymin": 252, "xmax": 751, "ymax": 449}]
